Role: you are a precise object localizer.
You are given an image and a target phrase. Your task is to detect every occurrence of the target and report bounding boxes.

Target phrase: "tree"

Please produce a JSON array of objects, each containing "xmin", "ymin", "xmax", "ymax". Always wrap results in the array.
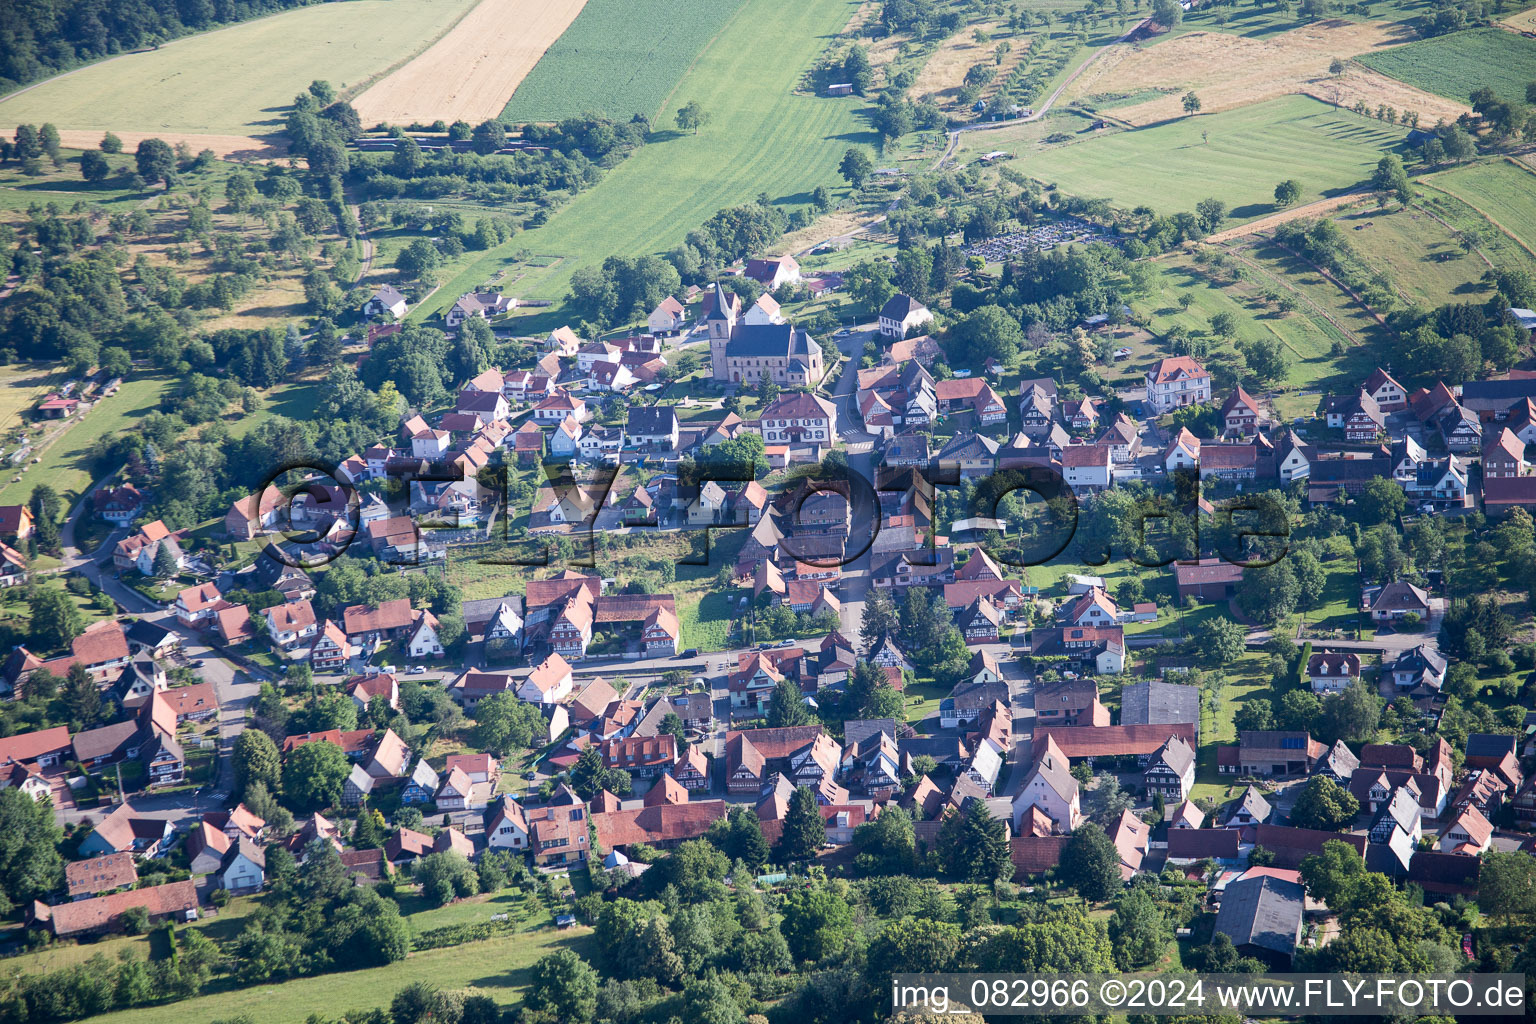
[
  {"xmin": 29, "ymin": 484, "xmax": 60, "ymax": 553},
  {"xmin": 524, "ymin": 949, "xmax": 599, "ymax": 1023},
  {"xmin": 1370, "ymin": 154, "xmax": 1411, "ymax": 205},
  {"xmin": 709, "ymin": 805, "xmax": 771, "ymax": 872},
  {"xmin": 1358, "ymin": 476, "xmax": 1406, "ymax": 525},
  {"xmin": 1289, "ymin": 775, "xmax": 1359, "ymax": 831},
  {"xmin": 101, "ymin": 132, "xmax": 123, "ymax": 154},
  {"xmin": 1274, "ymin": 179, "xmax": 1303, "ymax": 206},
  {"xmin": 1154, "ymin": 0, "xmax": 1184, "ymax": 28},
  {"xmin": 1181, "ymin": 91, "xmax": 1202, "ymax": 116},
  {"xmin": 79, "ymin": 149, "xmax": 109, "ymax": 182},
  {"xmin": 1195, "ymin": 197, "xmax": 1227, "ymax": 234},
  {"xmin": 1059, "ymin": 823, "xmax": 1122, "ymax": 902},
  {"xmin": 152, "ymin": 541, "xmax": 179, "ymax": 579},
  {"xmin": 1330, "ymin": 57, "xmax": 1346, "ymax": 75},
  {"xmin": 233, "ymin": 729, "xmax": 282, "ymax": 799},
  {"xmin": 1238, "ymin": 559, "xmax": 1298, "ymax": 626},
  {"xmin": 569, "ymin": 744, "xmax": 629, "ymax": 800},
  {"xmin": 950, "ymin": 304, "xmax": 1025, "ymax": 366},
  {"xmin": 675, "ymin": 101, "xmax": 710, "ymax": 135},
  {"xmin": 28, "ymin": 587, "xmax": 84, "ymax": 652},
  {"xmin": 866, "ymin": 917, "xmax": 961, "ymax": 979},
  {"xmin": 415, "ymin": 851, "xmax": 479, "ymax": 906},
  {"xmin": 1317, "ymin": 678, "xmax": 1381, "ymax": 744},
  {"xmin": 839, "ymin": 146, "xmax": 874, "ymax": 189},
  {"xmin": 351, "ymin": 806, "xmax": 386, "ymax": 849},
  {"xmin": 134, "ymin": 137, "xmax": 176, "ymax": 187},
  {"xmin": 778, "ymin": 786, "xmax": 826, "ymax": 861},
  {"xmin": 845, "ymin": 258, "xmax": 897, "ymax": 316},
  {"xmin": 658, "ymin": 711, "xmax": 689, "ymax": 754},
  {"xmin": 1291, "ymin": 549, "xmax": 1327, "ymax": 615},
  {"xmin": 767, "ymin": 678, "xmax": 812, "ymax": 727},
  {"xmin": 1111, "ymin": 882, "xmax": 1169, "ymax": 969},
  {"xmin": 936, "ymin": 801, "xmax": 1012, "ymax": 882},
  {"xmin": 472, "ymin": 692, "xmax": 546, "ymax": 757},
  {"xmin": 1299, "ymin": 838, "xmax": 1367, "ymax": 905},
  {"xmin": 0, "ymin": 787, "xmax": 63, "ymax": 913},
  {"xmin": 1190, "ymin": 616, "xmax": 1244, "ymax": 665},
  {"xmin": 1478, "ymin": 851, "xmax": 1536, "ymax": 922},
  {"xmin": 470, "ymin": 118, "xmax": 505, "ymax": 155},
  {"xmin": 61, "ymin": 663, "xmax": 102, "ymax": 727},
  {"xmin": 852, "ymin": 806, "xmax": 916, "ymax": 873},
  {"xmin": 395, "ymin": 239, "xmax": 442, "ymax": 284},
  {"xmin": 781, "ymin": 884, "xmax": 853, "ymax": 961},
  {"xmin": 282, "ymin": 739, "xmax": 350, "ymax": 810}
]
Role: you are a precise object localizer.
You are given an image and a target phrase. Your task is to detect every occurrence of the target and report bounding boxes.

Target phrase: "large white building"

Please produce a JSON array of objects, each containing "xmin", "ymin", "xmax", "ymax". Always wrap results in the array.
[{"xmin": 1145, "ymin": 356, "xmax": 1212, "ymax": 414}]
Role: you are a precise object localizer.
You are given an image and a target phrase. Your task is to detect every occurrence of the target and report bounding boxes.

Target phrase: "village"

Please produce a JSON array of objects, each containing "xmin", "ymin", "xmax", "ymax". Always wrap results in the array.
[{"xmin": 0, "ymin": 236, "xmax": 1534, "ymax": 980}]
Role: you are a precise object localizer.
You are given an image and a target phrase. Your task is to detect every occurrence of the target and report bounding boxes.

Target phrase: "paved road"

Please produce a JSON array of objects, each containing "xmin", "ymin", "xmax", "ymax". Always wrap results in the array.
[{"xmin": 58, "ymin": 490, "xmax": 260, "ymax": 827}]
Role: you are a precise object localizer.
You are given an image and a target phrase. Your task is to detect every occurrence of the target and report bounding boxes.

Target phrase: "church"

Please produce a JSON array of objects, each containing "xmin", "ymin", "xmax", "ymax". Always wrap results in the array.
[{"xmin": 705, "ymin": 283, "xmax": 826, "ymax": 387}]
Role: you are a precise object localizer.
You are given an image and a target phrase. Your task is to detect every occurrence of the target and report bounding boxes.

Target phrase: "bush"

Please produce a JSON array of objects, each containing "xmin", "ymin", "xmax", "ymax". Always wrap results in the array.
[
  {"xmin": 121, "ymin": 905, "xmax": 150, "ymax": 934},
  {"xmin": 210, "ymin": 888, "xmax": 230, "ymax": 907}
]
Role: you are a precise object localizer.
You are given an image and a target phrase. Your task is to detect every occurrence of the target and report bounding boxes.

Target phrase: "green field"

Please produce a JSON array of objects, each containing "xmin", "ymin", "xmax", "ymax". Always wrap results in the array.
[
  {"xmin": 1010, "ymin": 96, "xmax": 1407, "ymax": 219},
  {"xmin": 502, "ymin": 0, "xmax": 750, "ymax": 123},
  {"xmin": 421, "ymin": 0, "xmax": 874, "ymax": 315},
  {"xmin": 1357, "ymin": 27, "xmax": 1536, "ymax": 105},
  {"xmin": 0, "ymin": 375, "xmax": 172, "ymax": 507},
  {"xmin": 79, "ymin": 927, "xmax": 594, "ymax": 1024},
  {"xmin": 1421, "ymin": 159, "xmax": 1536, "ymax": 258},
  {"xmin": 1330, "ymin": 203, "xmax": 1496, "ymax": 305},
  {"xmin": 0, "ymin": 0, "xmax": 477, "ymax": 135}
]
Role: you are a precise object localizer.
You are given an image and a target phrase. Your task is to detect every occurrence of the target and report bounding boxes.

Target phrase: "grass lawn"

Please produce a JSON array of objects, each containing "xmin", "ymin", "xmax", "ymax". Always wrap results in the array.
[
  {"xmin": 395, "ymin": 886, "xmax": 553, "ymax": 933},
  {"xmin": 416, "ymin": 0, "xmax": 879, "ymax": 316},
  {"xmin": 1016, "ymin": 96, "xmax": 1408, "ymax": 220},
  {"xmin": 1356, "ymin": 26, "xmax": 1536, "ymax": 105},
  {"xmin": 81, "ymin": 928, "xmax": 596, "ymax": 1024},
  {"xmin": 678, "ymin": 589, "xmax": 738, "ymax": 651},
  {"xmin": 0, "ymin": 363, "xmax": 67, "ymax": 436},
  {"xmin": 1420, "ymin": 158, "xmax": 1536, "ymax": 259},
  {"xmin": 502, "ymin": 0, "xmax": 750, "ymax": 122},
  {"xmin": 1330, "ymin": 202, "xmax": 1498, "ymax": 306},
  {"xmin": 0, "ymin": 375, "xmax": 173, "ymax": 507},
  {"xmin": 0, "ymin": 151, "xmax": 152, "ymax": 212},
  {"xmin": 903, "ymin": 679, "xmax": 950, "ymax": 725},
  {"xmin": 1188, "ymin": 651, "xmax": 1274, "ymax": 805},
  {"xmin": 0, "ymin": 0, "xmax": 478, "ymax": 136}
]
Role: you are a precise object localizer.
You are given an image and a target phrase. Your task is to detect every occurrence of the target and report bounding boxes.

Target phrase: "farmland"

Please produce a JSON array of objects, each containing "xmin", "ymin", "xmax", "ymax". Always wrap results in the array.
[
  {"xmin": 1008, "ymin": 96, "xmax": 1408, "ymax": 219},
  {"xmin": 0, "ymin": 0, "xmax": 477, "ymax": 138},
  {"xmin": 501, "ymin": 0, "xmax": 749, "ymax": 123},
  {"xmin": 421, "ymin": 0, "xmax": 874, "ymax": 315},
  {"xmin": 79, "ymin": 928, "xmax": 594, "ymax": 1024},
  {"xmin": 1420, "ymin": 158, "xmax": 1536, "ymax": 256},
  {"xmin": 1329, "ymin": 202, "xmax": 1500, "ymax": 304},
  {"xmin": 353, "ymin": 0, "xmax": 590, "ymax": 127},
  {"xmin": 1356, "ymin": 26, "xmax": 1536, "ymax": 105},
  {"xmin": 0, "ymin": 376, "xmax": 173, "ymax": 507}
]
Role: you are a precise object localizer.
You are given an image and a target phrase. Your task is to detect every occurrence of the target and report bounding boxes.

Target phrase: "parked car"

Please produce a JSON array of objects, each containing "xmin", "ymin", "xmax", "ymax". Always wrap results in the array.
[
  {"xmin": 408, "ymin": 665, "xmax": 427, "ymax": 674},
  {"xmin": 678, "ymin": 648, "xmax": 699, "ymax": 659}
]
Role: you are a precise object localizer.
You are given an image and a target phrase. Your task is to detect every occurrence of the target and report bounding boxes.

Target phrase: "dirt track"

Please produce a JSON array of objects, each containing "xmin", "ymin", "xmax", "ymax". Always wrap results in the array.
[
  {"xmin": 352, "ymin": 0, "xmax": 589, "ymax": 126},
  {"xmin": 1063, "ymin": 22, "xmax": 1469, "ymax": 127},
  {"xmin": 0, "ymin": 128, "xmax": 287, "ymax": 160},
  {"xmin": 1204, "ymin": 191, "xmax": 1367, "ymax": 242}
]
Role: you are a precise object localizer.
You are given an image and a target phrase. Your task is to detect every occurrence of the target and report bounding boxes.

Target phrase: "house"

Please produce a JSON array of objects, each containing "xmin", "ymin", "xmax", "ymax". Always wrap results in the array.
[
  {"xmin": 113, "ymin": 520, "xmax": 183, "ymax": 574},
  {"xmin": 1223, "ymin": 786, "xmax": 1272, "ymax": 827},
  {"xmin": 648, "ymin": 295, "xmax": 688, "ymax": 335},
  {"xmin": 342, "ymin": 764, "xmax": 374, "ymax": 807},
  {"xmin": 1144, "ymin": 735, "xmax": 1196, "ymax": 801},
  {"xmin": 264, "ymin": 599, "xmax": 317, "ymax": 649},
  {"xmin": 1011, "ymin": 735, "xmax": 1080, "ymax": 833},
  {"xmin": 1221, "ymin": 387, "xmax": 1263, "ymax": 434},
  {"xmin": 1439, "ymin": 804, "xmax": 1493, "ymax": 855},
  {"xmin": 545, "ymin": 325, "xmax": 583, "ymax": 355},
  {"xmin": 724, "ymin": 726, "xmax": 827, "ymax": 794},
  {"xmin": 1235, "ymin": 730, "xmax": 1324, "ymax": 776},
  {"xmin": 1063, "ymin": 587, "xmax": 1118, "ymax": 627},
  {"xmin": 933, "ymin": 432, "xmax": 998, "ymax": 480},
  {"xmin": 1441, "ymin": 402, "xmax": 1482, "ymax": 451},
  {"xmin": 878, "ymin": 293, "xmax": 934, "ymax": 339},
  {"xmin": 174, "ymin": 582, "xmax": 224, "ymax": 628},
  {"xmin": 1033, "ymin": 678, "xmax": 1108, "ymax": 728},
  {"xmin": 0, "ymin": 504, "xmax": 34, "ymax": 542},
  {"xmin": 94, "ymin": 485, "xmax": 145, "ymax": 526},
  {"xmin": 1215, "ymin": 873, "xmax": 1306, "ymax": 966},
  {"xmin": 401, "ymin": 759, "xmax": 440, "ymax": 805},
  {"xmin": 1109, "ymin": 808, "xmax": 1150, "ymax": 880},
  {"xmin": 1027, "ymin": 626, "xmax": 1125, "ymax": 676},
  {"xmin": 363, "ymin": 285, "xmax": 409, "ymax": 320},
  {"xmin": 406, "ymin": 609, "xmax": 444, "ymax": 659},
  {"xmin": 1056, "ymin": 442, "xmax": 1109, "ymax": 492},
  {"xmin": 1484, "ymin": 427, "xmax": 1527, "ymax": 479},
  {"xmin": 1166, "ymin": 827, "xmax": 1239, "ymax": 863},
  {"xmin": 435, "ymin": 766, "xmax": 486, "ymax": 811},
  {"xmin": 342, "ymin": 598, "xmax": 415, "ymax": 644},
  {"xmin": 445, "ymin": 290, "xmax": 514, "ymax": 327},
  {"xmin": 34, "ymin": 879, "xmax": 198, "ymax": 938},
  {"xmin": 1364, "ymin": 367, "xmax": 1408, "ymax": 411},
  {"xmin": 602, "ymin": 734, "xmax": 678, "ymax": 779},
  {"xmin": 1145, "ymin": 356, "xmax": 1211, "ymax": 414},
  {"xmin": 310, "ymin": 621, "xmax": 354, "ymax": 671},
  {"xmin": 759, "ymin": 392, "xmax": 837, "ymax": 445},
  {"xmin": 625, "ymin": 405, "xmax": 680, "ymax": 450},
  {"xmin": 65, "ymin": 852, "xmax": 138, "ymax": 900},
  {"xmin": 1174, "ymin": 558, "xmax": 1243, "ymax": 601},
  {"xmin": 385, "ymin": 827, "xmax": 434, "ymax": 864},
  {"xmin": 1323, "ymin": 389, "xmax": 1384, "ymax": 441},
  {"xmin": 485, "ymin": 796, "xmax": 529, "ymax": 850},
  {"xmin": 215, "ymin": 837, "xmax": 265, "ymax": 893},
  {"xmin": 745, "ymin": 254, "xmax": 801, "ymax": 290},
  {"xmin": 528, "ymin": 801, "xmax": 589, "ymax": 866},
  {"xmin": 1367, "ymin": 580, "xmax": 1431, "ymax": 623},
  {"xmin": 1306, "ymin": 649, "xmax": 1361, "ymax": 694},
  {"xmin": 532, "ymin": 390, "xmax": 588, "ymax": 426},
  {"xmin": 520, "ymin": 653, "xmax": 574, "ymax": 705},
  {"xmin": 446, "ymin": 752, "xmax": 500, "ymax": 784},
  {"xmin": 77, "ymin": 802, "xmax": 174, "ymax": 857},
  {"xmin": 593, "ymin": 799, "xmax": 730, "ymax": 852}
]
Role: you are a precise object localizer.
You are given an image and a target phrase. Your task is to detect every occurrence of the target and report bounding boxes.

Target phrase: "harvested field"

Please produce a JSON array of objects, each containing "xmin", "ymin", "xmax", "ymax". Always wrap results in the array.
[
  {"xmin": 354, "ymin": 0, "xmax": 590, "ymax": 126},
  {"xmin": 1064, "ymin": 21, "xmax": 1467, "ymax": 126},
  {"xmin": 911, "ymin": 24, "xmax": 1030, "ymax": 106},
  {"xmin": 778, "ymin": 208, "xmax": 885, "ymax": 253},
  {"xmin": 0, "ymin": 129, "xmax": 287, "ymax": 161},
  {"xmin": 0, "ymin": 0, "xmax": 476, "ymax": 136},
  {"xmin": 1503, "ymin": 5, "xmax": 1536, "ymax": 32}
]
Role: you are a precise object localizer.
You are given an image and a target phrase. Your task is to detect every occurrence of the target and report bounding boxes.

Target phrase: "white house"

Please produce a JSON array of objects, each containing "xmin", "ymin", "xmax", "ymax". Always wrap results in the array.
[
  {"xmin": 265, "ymin": 600, "xmax": 317, "ymax": 649},
  {"xmin": 216, "ymin": 839, "xmax": 265, "ymax": 893},
  {"xmin": 363, "ymin": 285, "xmax": 409, "ymax": 320},
  {"xmin": 519, "ymin": 653, "xmax": 574, "ymax": 705},
  {"xmin": 1011, "ymin": 736, "xmax": 1080, "ymax": 833},
  {"xmin": 1145, "ymin": 356, "xmax": 1211, "ymax": 414},
  {"xmin": 407, "ymin": 611, "xmax": 444, "ymax": 659},
  {"xmin": 878, "ymin": 293, "xmax": 934, "ymax": 340},
  {"xmin": 486, "ymin": 796, "xmax": 529, "ymax": 850},
  {"xmin": 648, "ymin": 296, "xmax": 688, "ymax": 335}
]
